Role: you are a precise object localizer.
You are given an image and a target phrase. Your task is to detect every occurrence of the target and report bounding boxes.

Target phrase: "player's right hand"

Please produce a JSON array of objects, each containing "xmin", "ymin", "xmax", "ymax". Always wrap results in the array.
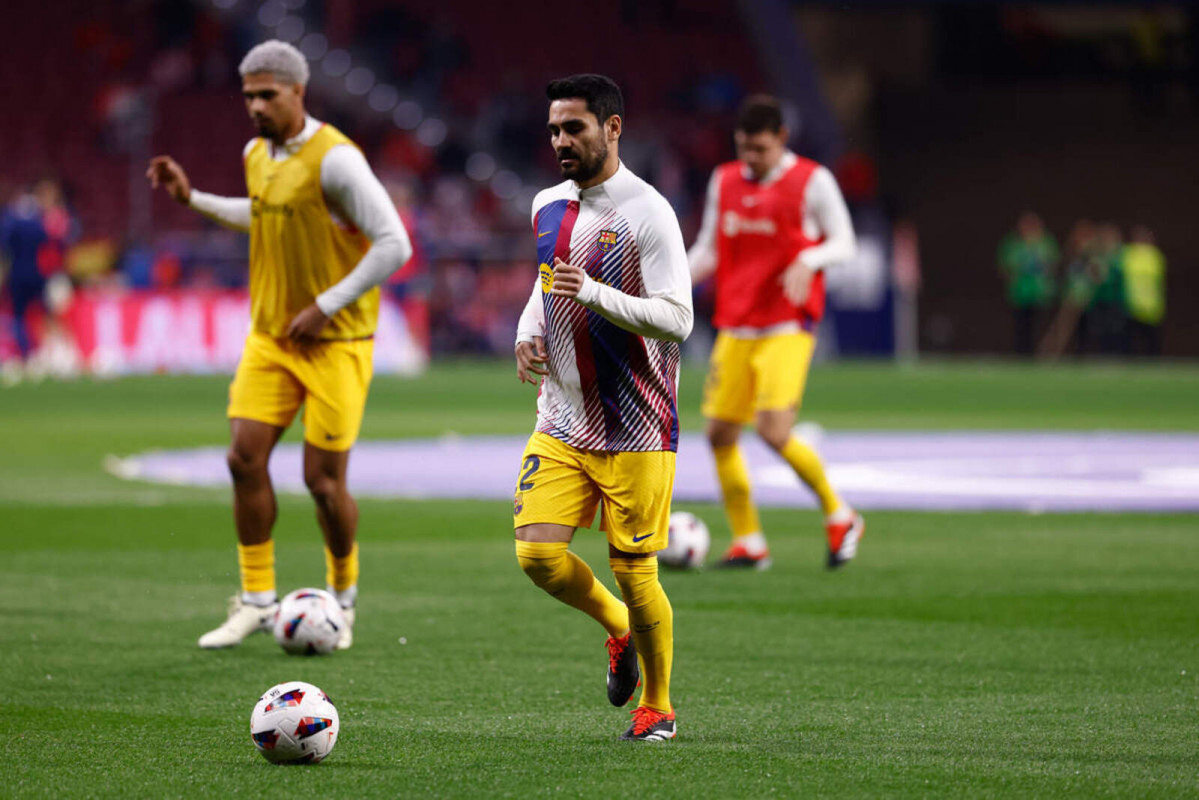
[
  {"xmin": 146, "ymin": 156, "xmax": 192, "ymax": 205},
  {"xmin": 515, "ymin": 336, "xmax": 548, "ymax": 385}
]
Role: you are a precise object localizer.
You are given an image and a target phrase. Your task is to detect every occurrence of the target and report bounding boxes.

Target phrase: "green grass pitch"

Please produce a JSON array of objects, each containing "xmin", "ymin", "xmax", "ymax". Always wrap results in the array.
[{"xmin": 3, "ymin": 361, "xmax": 1198, "ymax": 797}]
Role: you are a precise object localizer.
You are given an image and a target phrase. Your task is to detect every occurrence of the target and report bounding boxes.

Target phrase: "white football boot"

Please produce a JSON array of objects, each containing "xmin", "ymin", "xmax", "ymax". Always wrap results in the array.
[
  {"xmin": 197, "ymin": 595, "xmax": 277, "ymax": 649},
  {"xmin": 336, "ymin": 606, "xmax": 355, "ymax": 650}
]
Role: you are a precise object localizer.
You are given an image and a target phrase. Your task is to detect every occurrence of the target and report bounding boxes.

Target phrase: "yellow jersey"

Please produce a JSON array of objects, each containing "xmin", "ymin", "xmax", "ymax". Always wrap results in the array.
[
  {"xmin": 1121, "ymin": 243, "xmax": 1165, "ymax": 325},
  {"xmin": 244, "ymin": 124, "xmax": 377, "ymax": 339}
]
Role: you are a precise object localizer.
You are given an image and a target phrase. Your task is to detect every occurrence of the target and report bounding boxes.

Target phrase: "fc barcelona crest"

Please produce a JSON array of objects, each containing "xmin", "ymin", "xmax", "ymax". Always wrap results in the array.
[{"xmin": 597, "ymin": 230, "xmax": 618, "ymax": 252}]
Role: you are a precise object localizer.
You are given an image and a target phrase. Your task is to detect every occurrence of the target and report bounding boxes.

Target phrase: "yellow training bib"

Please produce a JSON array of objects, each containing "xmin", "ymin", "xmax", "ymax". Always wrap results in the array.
[{"xmin": 244, "ymin": 124, "xmax": 377, "ymax": 339}]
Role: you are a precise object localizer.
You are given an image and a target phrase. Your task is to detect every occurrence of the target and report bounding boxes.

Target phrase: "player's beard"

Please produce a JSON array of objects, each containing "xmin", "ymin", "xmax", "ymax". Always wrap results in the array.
[
  {"xmin": 253, "ymin": 115, "xmax": 278, "ymax": 139},
  {"xmin": 558, "ymin": 141, "xmax": 608, "ymax": 183}
]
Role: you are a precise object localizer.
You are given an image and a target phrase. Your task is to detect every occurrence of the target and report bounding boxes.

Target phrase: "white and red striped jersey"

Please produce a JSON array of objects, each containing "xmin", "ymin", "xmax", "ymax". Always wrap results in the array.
[{"xmin": 516, "ymin": 163, "xmax": 692, "ymax": 453}]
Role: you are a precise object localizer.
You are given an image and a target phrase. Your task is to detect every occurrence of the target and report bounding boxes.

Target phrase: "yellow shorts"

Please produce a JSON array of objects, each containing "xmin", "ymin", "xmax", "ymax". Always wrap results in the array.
[
  {"xmin": 701, "ymin": 330, "xmax": 815, "ymax": 424},
  {"xmin": 512, "ymin": 432, "xmax": 676, "ymax": 554},
  {"xmin": 227, "ymin": 331, "xmax": 374, "ymax": 451}
]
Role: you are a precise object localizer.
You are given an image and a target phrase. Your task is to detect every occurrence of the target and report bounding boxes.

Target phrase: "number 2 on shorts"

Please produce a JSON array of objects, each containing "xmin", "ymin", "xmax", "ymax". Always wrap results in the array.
[{"xmin": 519, "ymin": 455, "xmax": 541, "ymax": 491}]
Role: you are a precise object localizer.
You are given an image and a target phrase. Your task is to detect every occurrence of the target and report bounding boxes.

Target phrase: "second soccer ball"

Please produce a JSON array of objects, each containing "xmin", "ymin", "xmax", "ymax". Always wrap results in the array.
[
  {"xmin": 273, "ymin": 588, "xmax": 347, "ymax": 655},
  {"xmin": 659, "ymin": 512, "xmax": 710, "ymax": 570}
]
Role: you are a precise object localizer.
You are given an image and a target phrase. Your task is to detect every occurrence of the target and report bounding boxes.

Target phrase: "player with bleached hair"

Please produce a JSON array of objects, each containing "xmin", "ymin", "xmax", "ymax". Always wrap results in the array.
[
  {"xmin": 689, "ymin": 95, "xmax": 864, "ymax": 570},
  {"xmin": 147, "ymin": 40, "xmax": 413, "ymax": 650}
]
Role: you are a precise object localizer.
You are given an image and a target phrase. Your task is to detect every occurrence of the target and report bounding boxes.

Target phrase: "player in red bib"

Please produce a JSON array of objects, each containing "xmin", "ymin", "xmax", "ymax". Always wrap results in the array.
[{"xmin": 688, "ymin": 95, "xmax": 864, "ymax": 569}]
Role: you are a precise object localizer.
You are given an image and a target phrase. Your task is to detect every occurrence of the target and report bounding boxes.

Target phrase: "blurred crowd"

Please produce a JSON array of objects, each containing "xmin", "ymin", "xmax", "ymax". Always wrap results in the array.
[
  {"xmin": 8, "ymin": 3, "xmax": 1185, "ymax": 370},
  {"xmin": 1, "ymin": 0, "xmax": 765, "ymax": 363},
  {"xmin": 998, "ymin": 212, "xmax": 1167, "ymax": 358}
]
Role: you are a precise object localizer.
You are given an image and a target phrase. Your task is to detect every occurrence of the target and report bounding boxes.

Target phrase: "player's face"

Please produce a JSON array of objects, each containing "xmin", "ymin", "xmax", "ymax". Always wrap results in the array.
[
  {"xmin": 547, "ymin": 99, "xmax": 620, "ymax": 185},
  {"xmin": 242, "ymin": 73, "xmax": 305, "ymax": 142},
  {"xmin": 735, "ymin": 129, "xmax": 788, "ymax": 181}
]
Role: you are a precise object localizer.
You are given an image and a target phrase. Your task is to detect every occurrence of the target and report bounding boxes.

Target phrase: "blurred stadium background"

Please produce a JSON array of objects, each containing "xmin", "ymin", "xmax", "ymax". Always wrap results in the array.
[
  {"xmin": 4, "ymin": 2, "xmax": 1199, "ymax": 796},
  {"xmin": 3, "ymin": 0, "xmax": 1196, "ymax": 374}
]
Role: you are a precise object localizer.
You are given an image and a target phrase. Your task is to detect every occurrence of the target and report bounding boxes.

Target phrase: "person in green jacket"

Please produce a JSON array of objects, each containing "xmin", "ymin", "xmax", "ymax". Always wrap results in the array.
[
  {"xmin": 1090, "ymin": 223, "xmax": 1126, "ymax": 355},
  {"xmin": 1121, "ymin": 225, "xmax": 1166, "ymax": 355},
  {"xmin": 998, "ymin": 212, "xmax": 1059, "ymax": 356}
]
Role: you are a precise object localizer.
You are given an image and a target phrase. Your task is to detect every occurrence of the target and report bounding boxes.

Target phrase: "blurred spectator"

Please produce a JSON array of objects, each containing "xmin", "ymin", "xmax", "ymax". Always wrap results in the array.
[
  {"xmin": 1, "ymin": 189, "xmax": 48, "ymax": 360},
  {"xmin": 1, "ymin": 179, "xmax": 82, "ymax": 381},
  {"xmin": 997, "ymin": 211, "xmax": 1057, "ymax": 355},
  {"xmin": 1090, "ymin": 223, "xmax": 1126, "ymax": 355},
  {"xmin": 1121, "ymin": 225, "xmax": 1166, "ymax": 356},
  {"xmin": 1, "ymin": 180, "xmax": 77, "ymax": 361},
  {"xmin": 1061, "ymin": 220, "xmax": 1104, "ymax": 356},
  {"xmin": 1039, "ymin": 219, "xmax": 1095, "ymax": 359}
]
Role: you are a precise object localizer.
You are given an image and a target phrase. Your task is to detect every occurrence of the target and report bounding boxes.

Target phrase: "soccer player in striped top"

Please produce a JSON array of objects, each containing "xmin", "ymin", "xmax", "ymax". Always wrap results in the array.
[
  {"xmin": 512, "ymin": 74, "xmax": 692, "ymax": 742},
  {"xmin": 688, "ymin": 95, "xmax": 864, "ymax": 570},
  {"xmin": 147, "ymin": 40, "xmax": 412, "ymax": 649}
]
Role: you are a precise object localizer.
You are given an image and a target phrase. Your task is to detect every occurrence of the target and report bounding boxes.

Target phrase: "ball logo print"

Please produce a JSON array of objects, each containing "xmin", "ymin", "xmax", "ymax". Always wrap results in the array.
[
  {"xmin": 252, "ymin": 730, "xmax": 280, "ymax": 751},
  {"xmin": 296, "ymin": 717, "xmax": 334, "ymax": 738},
  {"xmin": 264, "ymin": 689, "xmax": 305, "ymax": 712},
  {"xmin": 282, "ymin": 613, "xmax": 305, "ymax": 639}
]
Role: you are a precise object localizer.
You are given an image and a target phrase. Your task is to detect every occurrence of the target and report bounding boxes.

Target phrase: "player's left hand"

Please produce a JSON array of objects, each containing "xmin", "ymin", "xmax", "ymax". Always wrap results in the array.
[
  {"xmin": 286, "ymin": 303, "xmax": 331, "ymax": 345},
  {"xmin": 549, "ymin": 257, "xmax": 586, "ymax": 299},
  {"xmin": 780, "ymin": 260, "xmax": 813, "ymax": 306}
]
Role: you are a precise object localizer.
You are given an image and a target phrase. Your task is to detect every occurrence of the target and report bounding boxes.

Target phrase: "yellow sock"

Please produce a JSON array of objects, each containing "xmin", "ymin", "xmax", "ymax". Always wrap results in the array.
[
  {"xmin": 712, "ymin": 443, "xmax": 761, "ymax": 537},
  {"xmin": 324, "ymin": 543, "xmax": 359, "ymax": 592},
  {"xmin": 611, "ymin": 557, "xmax": 673, "ymax": 713},
  {"xmin": 779, "ymin": 436, "xmax": 843, "ymax": 515},
  {"xmin": 515, "ymin": 541, "xmax": 629, "ymax": 638},
  {"xmin": 237, "ymin": 540, "xmax": 275, "ymax": 595}
]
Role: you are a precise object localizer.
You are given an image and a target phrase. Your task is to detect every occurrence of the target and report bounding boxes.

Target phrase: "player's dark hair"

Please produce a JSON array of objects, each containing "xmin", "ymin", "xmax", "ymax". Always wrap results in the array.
[
  {"xmin": 736, "ymin": 95, "xmax": 785, "ymax": 135},
  {"xmin": 546, "ymin": 74, "xmax": 624, "ymax": 125}
]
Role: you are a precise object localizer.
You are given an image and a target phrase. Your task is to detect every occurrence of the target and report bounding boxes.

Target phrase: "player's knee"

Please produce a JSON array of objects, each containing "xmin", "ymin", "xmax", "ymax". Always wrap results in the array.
[
  {"xmin": 706, "ymin": 421, "xmax": 739, "ymax": 449},
  {"xmin": 515, "ymin": 542, "xmax": 568, "ymax": 594},
  {"xmin": 518, "ymin": 556, "xmax": 557, "ymax": 589},
  {"xmin": 755, "ymin": 421, "xmax": 790, "ymax": 451},
  {"xmin": 226, "ymin": 446, "xmax": 268, "ymax": 482},
  {"xmin": 304, "ymin": 470, "xmax": 342, "ymax": 504},
  {"xmin": 610, "ymin": 556, "xmax": 659, "ymax": 605}
]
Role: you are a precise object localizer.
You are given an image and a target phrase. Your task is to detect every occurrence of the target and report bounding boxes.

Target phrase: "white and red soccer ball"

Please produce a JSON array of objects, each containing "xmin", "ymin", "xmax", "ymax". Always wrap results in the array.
[
  {"xmin": 659, "ymin": 511, "xmax": 710, "ymax": 569},
  {"xmin": 272, "ymin": 588, "xmax": 346, "ymax": 655},
  {"xmin": 250, "ymin": 681, "xmax": 340, "ymax": 764}
]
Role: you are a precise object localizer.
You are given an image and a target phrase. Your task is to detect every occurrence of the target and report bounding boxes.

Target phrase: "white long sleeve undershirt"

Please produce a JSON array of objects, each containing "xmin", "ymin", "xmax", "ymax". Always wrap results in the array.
[
  {"xmin": 515, "ymin": 281, "xmax": 544, "ymax": 345},
  {"xmin": 188, "ymin": 191, "xmax": 251, "ymax": 230},
  {"xmin": 687, "ymin": 155, "xmax": 856, "ymax": 284},
  {"xmin": 187, "ymin": 116, "xmax": 412, "ymax": 316},
  {"xmin": 516, "ymin": 275, "xmax": 693, "ymax": 345},
  {"xmin": 574, "ymin": 275, "xmax": 692, "ymax": 343}
]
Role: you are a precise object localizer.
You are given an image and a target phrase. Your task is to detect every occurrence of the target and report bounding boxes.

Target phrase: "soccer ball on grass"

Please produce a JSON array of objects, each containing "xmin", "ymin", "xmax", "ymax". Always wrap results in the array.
[
  {"xmin": 250, "ymin": 680, "xmax": 339, "ymax": 764},
  {"xmin": 273, "ymin": 588, "xmax": 346, "ymax": 655},
  {"xmin": 659, "ymin": 511, "xmax": 710, "ymax": 569}
]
